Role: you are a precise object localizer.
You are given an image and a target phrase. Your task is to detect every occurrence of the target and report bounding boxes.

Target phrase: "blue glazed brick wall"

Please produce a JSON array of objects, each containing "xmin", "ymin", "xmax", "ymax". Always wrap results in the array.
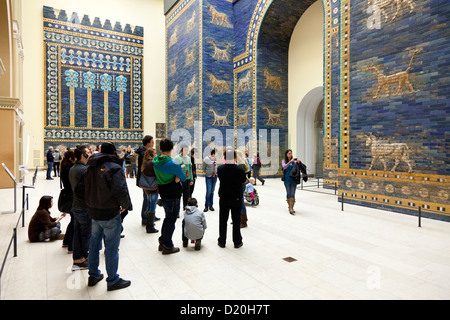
[
  {"xmin": 349, "ymin": 0, "xmax": 449, "ymax": 176},
  {"xmin": 166, "ymin": 0, "xmax": 235, "ymax": 155},
  {"xmin": 166, "ymin": 0, "xmax": 200, "ymax": 149},
  {"xmin": 165, "ymin": 0, "xmax": 449, "ymax": 219},
  {"xmin": 43, "ymin": 6, "xmax": 144, "ymax": 151},
  {"xmin": 202, "ymin": 0, "xmax": 234, "ymax": 151},
  {"xmin": 341, "ymin": 0, "xmax": 450, "ymax": 220}
]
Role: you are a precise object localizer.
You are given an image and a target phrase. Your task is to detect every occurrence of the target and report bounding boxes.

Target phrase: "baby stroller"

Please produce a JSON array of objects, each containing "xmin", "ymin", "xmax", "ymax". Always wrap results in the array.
[{"xmin": 244, "ymin": 189, "xmax": 259, "ymax": 206}]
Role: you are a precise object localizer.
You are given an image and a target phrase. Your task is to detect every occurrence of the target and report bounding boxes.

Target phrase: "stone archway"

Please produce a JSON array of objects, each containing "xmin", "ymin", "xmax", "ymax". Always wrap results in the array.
[{"xmin": 255, "ymin": 0, "xmax": 324, "ymax": 173}]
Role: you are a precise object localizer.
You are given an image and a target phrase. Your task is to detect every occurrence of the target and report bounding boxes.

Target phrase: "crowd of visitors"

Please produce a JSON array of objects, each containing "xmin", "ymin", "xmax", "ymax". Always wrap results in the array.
[{"xmin": 31, "ymin": 136, "xmax": 306, "ymax": 292}]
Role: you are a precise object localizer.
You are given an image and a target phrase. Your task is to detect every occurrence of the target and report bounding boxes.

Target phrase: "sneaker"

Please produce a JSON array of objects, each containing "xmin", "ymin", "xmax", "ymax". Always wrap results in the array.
[
  {"xmin": 88, "ymin": 274, "xmax": 104, "ymax": 287},
  {"xmin": 209, "ymin": 206, "xmax": 215, "ymax": 211},
  {"xmin": 203, "ymin": 207, "xmax": 208, "ymax": 212},
  {"xmin": 107, "ymin": 278, "xmax": 131, "ymax": 291}
]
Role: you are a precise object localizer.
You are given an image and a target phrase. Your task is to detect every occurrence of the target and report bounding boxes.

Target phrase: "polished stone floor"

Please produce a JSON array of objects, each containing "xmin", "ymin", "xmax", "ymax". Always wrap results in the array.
[{"xmin": 1, "ymin": 170, "xmax": 449, "ymax": 300}]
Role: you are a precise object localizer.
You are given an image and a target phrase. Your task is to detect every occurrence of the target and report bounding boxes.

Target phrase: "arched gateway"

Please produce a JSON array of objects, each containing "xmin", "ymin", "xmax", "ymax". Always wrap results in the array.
[{"xmin": 164, "ymin": 0, "xmax": 450, "ymax": 221}]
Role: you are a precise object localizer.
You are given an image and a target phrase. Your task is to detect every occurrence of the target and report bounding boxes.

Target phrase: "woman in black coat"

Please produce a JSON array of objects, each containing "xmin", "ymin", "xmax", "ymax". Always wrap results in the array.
[{"xmin": 60, "ymin": 149, "xmax": 76, "ymax": 253}]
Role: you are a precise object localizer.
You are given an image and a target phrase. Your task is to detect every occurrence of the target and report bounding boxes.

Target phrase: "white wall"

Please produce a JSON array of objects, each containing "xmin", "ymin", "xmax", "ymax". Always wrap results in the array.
[
  {"xmin": 21, "ymin": 0, "xmax": 166, "ymax": 168},
  {"xmin": 288, "ymin": 0, "xmax": 324, "ymax": 168}
]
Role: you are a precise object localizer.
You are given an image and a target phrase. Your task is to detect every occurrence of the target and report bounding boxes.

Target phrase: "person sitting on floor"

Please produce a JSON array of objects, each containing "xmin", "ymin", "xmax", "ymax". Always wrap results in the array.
[{"xmin": 28, "ymin": 195, "xmax": 66, "ymax": 242}]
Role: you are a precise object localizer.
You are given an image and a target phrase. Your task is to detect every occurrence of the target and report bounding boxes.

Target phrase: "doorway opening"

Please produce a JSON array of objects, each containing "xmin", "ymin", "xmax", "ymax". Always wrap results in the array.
[{"xmin": 295, "ymin": 87, "xmax": 324, "ymax": 177}]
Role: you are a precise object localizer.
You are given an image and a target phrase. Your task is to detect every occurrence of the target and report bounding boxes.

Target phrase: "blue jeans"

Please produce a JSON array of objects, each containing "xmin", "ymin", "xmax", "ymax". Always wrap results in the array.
[
  {"xmin": 158, "ymin": 198, "xmax": 180, "ymax": 249},
  {"xmin": 146, "ymin": 192, "xmax": 158, "ymax": 213},
  {"xmin": 284, "ymin": 181, "xmax": 297, "ymax": 198},
  {"xmin": 46, "ymin": 162, "xmax": 53, "ymax": 178},
  {"xmin": 72, "ymin": 207, "xmax": 91, "ymax": 261},
  {"xmin": 38, "ymin": 222, "xmax": 61, "ymax": 241},
  {"xmin": 88, "ymin": 214, "xmax": 122, "ymax": 286},
  {"xmin": 205, "ymin": 176, "xmax": 217, "ymax": 207}
]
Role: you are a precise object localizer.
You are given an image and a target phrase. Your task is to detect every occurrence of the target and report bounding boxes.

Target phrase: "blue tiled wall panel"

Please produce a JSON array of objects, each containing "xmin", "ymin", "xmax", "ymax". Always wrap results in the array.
[
  {"xmin": 349, "ymin": 0, "xmax": 450, "ymax": 176},
  {"xmin": 166, "ymin": 0, "xmax": 200, "ymax": 147},
  {"xmin": 43, "ymin": 6, "xmax": 144, "ymax": 151},
  {"xmin": 202, "ymin": 0, "xmax": 234, "ymax": 151},
  {"xmin": 164, "ymin": 0, "xmax": 449, "ymax": 218}
]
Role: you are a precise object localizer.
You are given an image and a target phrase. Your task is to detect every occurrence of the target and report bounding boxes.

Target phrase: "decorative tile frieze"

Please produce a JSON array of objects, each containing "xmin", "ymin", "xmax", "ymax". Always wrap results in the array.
[{"xmin": 43, "ymin": 6, "xmax": 144, "ymax": 150}]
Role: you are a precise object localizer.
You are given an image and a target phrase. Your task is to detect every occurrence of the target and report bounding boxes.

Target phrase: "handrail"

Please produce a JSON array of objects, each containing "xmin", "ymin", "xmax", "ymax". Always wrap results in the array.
[
  {"xmin": 297, "ymin": 176, "xmax": 444, "ymax": 227},
  {"xmin": 0, "ymin": 182, "xmax": 32, "ymax": 298},
  {"xmin": 0, "ymin": 194, "xmax": 28, "ymax": 297},
  {"xmin": 299, "ymin": 176, "xmax": 337, "ymax": 195},
  {"xmin": 338, "ymin": 192, "xmax": 445, "ymax": 227}
]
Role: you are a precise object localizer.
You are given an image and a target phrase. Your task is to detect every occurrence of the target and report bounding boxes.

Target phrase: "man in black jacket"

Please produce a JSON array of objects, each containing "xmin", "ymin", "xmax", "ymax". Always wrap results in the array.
[
  {"xmin": 136, "ymin": 135, "xmax": 154, "ymax": 225},
  {"xmin": 217, "ymin": 148, "xmax": 247, "ymax": 249},
  {"xmin": 46, "ymin": 146, "xmax": 54, "ymax": 180},
  {"xmin": 84, "ymin": 142, "xmax": 132, "ymax": 291}
]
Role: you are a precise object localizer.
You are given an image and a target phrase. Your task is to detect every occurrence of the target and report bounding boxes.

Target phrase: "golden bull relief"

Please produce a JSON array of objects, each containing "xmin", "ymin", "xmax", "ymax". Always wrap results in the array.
[
  {"xmin": 208, "ymin": 4, "xmax": 232, "ymax": 28},
  {"xmin": 362, "ymin": 133, "xmax": 413, "ymax": 172}
]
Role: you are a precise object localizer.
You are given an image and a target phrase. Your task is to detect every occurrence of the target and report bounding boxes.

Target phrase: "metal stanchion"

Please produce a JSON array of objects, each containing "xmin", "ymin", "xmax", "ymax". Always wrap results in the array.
[
  {"xmin": 13, "ymin": 228, "xmax": 17, "ymax": 257},
  {"xmin": 418, "ymin": 206, "xmax": 422, "ymax": 228},
  {"xmin": 22, "ymin": 185, "xmax": 35, "ymax": 227},
  {"xmin": 341, "ymin": 193, "xmax": 344, "ymax": 211}
]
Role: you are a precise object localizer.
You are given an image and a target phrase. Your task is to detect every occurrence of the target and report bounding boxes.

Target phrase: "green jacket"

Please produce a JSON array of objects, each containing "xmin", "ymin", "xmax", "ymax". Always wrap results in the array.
[
  {"xmin": 174, "ymin": 154, "xmax": 194, "ymax": 182},
  {"xmin": 152, "ymin": 154, "xmax": 187, "ymax": 185}
]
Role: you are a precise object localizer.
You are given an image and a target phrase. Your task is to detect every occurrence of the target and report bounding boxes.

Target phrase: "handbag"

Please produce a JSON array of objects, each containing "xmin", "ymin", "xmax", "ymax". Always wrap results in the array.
[
  {"xmin": 139, "ymin": 172, "xmax": 158, "ymax": 192},
  {"xmin": 58, "ymin": 188, "xmax": 73, "ymax": 213}
]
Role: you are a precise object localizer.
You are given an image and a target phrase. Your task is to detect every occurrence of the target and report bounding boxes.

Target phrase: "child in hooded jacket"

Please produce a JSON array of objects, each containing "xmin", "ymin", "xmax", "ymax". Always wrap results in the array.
[{"xmin": 182, "ymin": 198, "xmax": 207, "ymax": 250}]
